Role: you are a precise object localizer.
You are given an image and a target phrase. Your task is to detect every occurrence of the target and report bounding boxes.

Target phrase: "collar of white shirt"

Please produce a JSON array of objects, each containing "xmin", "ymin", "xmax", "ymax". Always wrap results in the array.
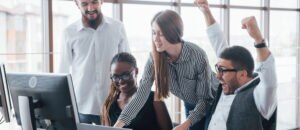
[{"xmin": 234, "ymin": 74, "xmax": 259, "ymax": 94}]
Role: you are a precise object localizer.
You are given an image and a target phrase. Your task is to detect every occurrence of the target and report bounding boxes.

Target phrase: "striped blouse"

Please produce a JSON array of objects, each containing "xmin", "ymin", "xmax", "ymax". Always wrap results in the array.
[{"xmin": 118, "ymin": 41, "xmax": 217, "ymax": 125}]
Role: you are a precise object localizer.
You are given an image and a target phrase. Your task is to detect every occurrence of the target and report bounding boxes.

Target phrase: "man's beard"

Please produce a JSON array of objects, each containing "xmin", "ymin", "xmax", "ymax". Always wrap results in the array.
[
  {"xmin": 227, "ymin": 77, "xmax": 240, "ymax": 95},
  {"xmin": 83, "ymin": 10, "xmax": 103, "ymax": 29},
  {"xmin": 88, "ymin": 19, "xmax": 98, "ymax": 28}
]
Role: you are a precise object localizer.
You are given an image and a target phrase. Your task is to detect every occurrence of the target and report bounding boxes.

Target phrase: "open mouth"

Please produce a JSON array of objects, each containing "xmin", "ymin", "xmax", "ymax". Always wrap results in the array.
[
  {"xmin": 86, "ymin": 13, "xmax": 96, "ymax": 17},
  {"xmin": 220, "ymin": 82, "xmax": 227, "ymax": 89},
  {"xmin": 86, "ymin": 10, "xmax": 97, "ymax": 15}
]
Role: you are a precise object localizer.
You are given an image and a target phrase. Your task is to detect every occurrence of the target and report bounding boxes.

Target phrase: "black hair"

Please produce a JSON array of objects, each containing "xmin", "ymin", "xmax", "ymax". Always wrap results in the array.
[
  {"xmin": 110, "ymin": 52, "xmax": 137, "ymax": 68},
  {"xmin": 220, "ymin": 46, "xmax": 254, "ymax": 77}
]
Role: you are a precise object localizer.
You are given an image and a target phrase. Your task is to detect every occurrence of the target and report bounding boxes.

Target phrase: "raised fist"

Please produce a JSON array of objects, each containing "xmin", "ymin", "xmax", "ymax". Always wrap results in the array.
[
  {"xmin": 241, "ymin": 16, "xmax": 264, "ymax": 43},
  {"xmin": 194, "ymin": 0, "xmax": 209, "ymax": 12}
]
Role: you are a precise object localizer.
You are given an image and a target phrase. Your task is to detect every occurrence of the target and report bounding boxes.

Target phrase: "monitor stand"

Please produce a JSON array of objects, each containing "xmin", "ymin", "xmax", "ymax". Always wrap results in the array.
[{"xmin": 18, "ymin": 96, "xmax": 36, "ymax": 130}]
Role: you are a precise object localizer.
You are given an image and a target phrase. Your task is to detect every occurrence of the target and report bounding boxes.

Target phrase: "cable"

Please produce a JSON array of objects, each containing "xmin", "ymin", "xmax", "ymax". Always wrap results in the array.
[{"xmin": 0, "ymin": 115, "xmax": 4, "ymax": 124}]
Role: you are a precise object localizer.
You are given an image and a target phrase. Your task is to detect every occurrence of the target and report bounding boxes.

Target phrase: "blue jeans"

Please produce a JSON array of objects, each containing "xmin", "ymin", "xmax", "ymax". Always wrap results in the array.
[
  {"xmin": 79, "ymin": 113, "xmax": 101, "ymax": 125},
  {"xmin": 184, "ymin": 102, "xmax": 206, "ymax": 130}
]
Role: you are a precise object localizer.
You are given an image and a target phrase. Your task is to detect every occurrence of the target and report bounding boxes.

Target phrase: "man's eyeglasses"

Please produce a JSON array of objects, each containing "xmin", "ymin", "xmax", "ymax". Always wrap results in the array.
[
  {"xmin": 110, "ymin": 70, "xmax": 134, "ymax": 83},
  {"xmin": 215, "ymin": 64, "xmax": 241, "ymax": 75}
]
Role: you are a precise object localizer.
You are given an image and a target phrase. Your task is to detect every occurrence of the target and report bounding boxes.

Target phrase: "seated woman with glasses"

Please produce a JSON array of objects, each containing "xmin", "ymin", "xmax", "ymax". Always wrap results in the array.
[{"xmin": 101, "ymin": 52, "xmax": 172, "ymax": 130}]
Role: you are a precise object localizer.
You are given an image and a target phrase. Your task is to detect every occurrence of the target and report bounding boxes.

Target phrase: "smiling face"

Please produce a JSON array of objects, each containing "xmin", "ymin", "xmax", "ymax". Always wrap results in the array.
[
  {"xmin": 110, "ymin": 62, "xmax": 137, "ymax": 93},
  {"xmin": 152, "ymin": 22, "xmax": 174, "ymax": 52},
  {"xmin": 216, "ymin": 59, "xmax": 241, "ymax": 95},
  {"xmin": 75, "ymin": 0, "xmax": 102, "ymax": 22}
]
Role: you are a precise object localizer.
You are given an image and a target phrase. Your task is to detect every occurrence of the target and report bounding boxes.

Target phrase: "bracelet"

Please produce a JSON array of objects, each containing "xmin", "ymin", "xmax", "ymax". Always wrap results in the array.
[{"xmin": 254, "ymin": 40, "xmax": 267, "ymax": 48}]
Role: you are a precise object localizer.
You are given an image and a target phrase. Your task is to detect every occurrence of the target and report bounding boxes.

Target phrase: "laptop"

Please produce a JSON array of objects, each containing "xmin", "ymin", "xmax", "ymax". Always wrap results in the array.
[{"xmin": 67, "ymin": 76, "xmax": 131, "ymax": 130}]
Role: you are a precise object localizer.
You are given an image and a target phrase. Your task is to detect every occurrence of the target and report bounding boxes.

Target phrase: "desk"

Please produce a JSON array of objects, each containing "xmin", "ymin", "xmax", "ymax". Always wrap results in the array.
[{"xmin": 0, "ymin": 116, "xmax": 21, "ymax": 130}]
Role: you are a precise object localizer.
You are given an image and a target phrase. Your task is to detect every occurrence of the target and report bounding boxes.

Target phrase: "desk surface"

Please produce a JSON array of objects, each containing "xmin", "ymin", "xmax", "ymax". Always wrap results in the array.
[
  {"xmin": 77, "ymin": 123, "xmax": 132, "ymax": 130},
  {"xmin": 0, "ymin": 116, "xmax": 21, "ymax": 130}
]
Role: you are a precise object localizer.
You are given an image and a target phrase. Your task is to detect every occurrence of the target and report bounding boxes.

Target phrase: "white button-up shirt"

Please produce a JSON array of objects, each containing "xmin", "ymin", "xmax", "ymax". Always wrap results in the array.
[
  {"xmin": 58, "ymin": 16, "xmax": 130, "ymax": 115},
  {"xmin": 207, "ymin": 23, "xmax": 277, "ymax": 130}
]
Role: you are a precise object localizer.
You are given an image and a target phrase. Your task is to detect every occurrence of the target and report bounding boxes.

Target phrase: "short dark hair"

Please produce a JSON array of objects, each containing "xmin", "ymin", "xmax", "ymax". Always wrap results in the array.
[
  {"xmin": 220, "ymin": 46, "xmax": 254, "ymax": 77},
  {"xmin": 151, "ymin": 10, "xmax": 183, "ymax": 44},
  {"xmin": 110, "ymin": 52, "xmax": 137, "ymax": 68}
]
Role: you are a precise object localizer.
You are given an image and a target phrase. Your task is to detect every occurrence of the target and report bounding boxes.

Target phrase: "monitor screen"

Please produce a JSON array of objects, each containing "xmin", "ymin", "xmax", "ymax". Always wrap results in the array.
[
  {"xmin": 0, "ymin": 64, "xmax": 12, "ymax": 123},
  {"xmin": 6, "ymin": 72, "xmax": 77, "ymax": 130}
]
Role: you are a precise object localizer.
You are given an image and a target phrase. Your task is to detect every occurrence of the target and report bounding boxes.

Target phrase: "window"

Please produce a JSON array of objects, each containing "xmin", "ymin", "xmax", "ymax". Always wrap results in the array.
[
  {"xmin": 230, "ymin": 0, "xmax": 261, "ymax": 6},
  {"xmin": 0, "ymin": 0, "xmax": 44, "ymax": 72},
  {"xmin": 183, "ymin": 0, "xmax": 221, "ymax": 4},
  {"xmin": 270, "ymin": 10, "xmax": 298, "ymax": 129},
  {"xmin": 229, "ymin": 9, "xmax": 261, "ymax": 56},
  {"xmin": 271, "ymin": 0, "xmax": 298, "ymax": 8}
]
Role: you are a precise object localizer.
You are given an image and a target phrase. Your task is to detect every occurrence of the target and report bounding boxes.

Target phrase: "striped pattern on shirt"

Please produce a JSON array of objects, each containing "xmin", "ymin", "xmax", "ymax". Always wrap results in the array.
[{"xmin": 119, "ymin": 41, "xmax": 216, "ymax": 125}]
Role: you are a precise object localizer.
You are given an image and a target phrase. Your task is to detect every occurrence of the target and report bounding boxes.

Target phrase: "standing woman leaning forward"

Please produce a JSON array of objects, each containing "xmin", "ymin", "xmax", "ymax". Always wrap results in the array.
[{"xmin": 114, "ymin": 10, "xmax": 217, "ymax": 130}]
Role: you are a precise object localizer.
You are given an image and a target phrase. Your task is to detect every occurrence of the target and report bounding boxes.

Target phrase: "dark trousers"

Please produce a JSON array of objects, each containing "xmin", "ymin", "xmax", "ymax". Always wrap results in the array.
[
  {"xmin": 184, "ymin": 102, "xmax": 206, "ymax": 130},
  {"xmin": 79, "ymin": 113, "xmax": 101, "ymax": 125}
]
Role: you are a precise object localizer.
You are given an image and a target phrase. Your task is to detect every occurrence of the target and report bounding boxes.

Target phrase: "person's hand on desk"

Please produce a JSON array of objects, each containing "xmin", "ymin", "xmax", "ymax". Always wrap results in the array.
[
  {"xmin": 113, "ymin": 120, "xmax": 126, "ymax": 128},
  {"xmin": 172, "ymin": 119, "xmax": 191, "ymax": 130}
]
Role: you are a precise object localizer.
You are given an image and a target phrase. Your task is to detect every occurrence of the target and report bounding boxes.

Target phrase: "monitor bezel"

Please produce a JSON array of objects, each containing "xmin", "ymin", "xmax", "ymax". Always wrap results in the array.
[
  {"xmin": 0, "ymin": 64, "xmax": 12, "ymax": 123},
  {"xmin": 7, "ymin": 72, "xmax": 79, "ymax": 130}
]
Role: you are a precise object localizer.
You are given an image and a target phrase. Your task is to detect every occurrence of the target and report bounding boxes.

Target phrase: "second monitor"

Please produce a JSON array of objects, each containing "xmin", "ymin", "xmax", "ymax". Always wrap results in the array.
[
  {"xmin": 0, "ymin": 64, "xmax": 12, "ymax": 123},
  {"xmin": 6, "ymin": 73, "xmax": 77, "ymax": 130}
]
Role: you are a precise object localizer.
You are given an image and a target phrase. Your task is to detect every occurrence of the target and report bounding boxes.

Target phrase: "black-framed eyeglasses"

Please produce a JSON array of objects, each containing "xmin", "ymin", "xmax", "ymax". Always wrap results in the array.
[
  {"xmin": 215, "ymin": 64, "xmax": 241, "ymax": 75},
  {"xmin": 110, "ymin": 70, "xmax": 134, "ymax": 83}
]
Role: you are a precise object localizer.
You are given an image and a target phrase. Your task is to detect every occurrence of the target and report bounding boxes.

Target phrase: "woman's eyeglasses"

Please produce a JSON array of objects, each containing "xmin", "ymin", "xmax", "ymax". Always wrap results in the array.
[{"xmin": 110, "ymin": 70, "xmax": 134, "ymax": 83}]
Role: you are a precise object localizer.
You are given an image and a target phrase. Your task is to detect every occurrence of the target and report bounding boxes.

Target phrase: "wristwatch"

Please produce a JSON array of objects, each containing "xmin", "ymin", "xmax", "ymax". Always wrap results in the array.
[{"xmin": 254, "ymin": 39, "xmax": 267, "ymax": 48}]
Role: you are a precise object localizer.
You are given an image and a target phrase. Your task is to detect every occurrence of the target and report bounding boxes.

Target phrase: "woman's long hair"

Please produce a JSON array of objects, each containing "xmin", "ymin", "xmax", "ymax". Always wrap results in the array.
[
  {"xmin": 101, "ymin": 52, "xmax": 137, "ymax": 126},
  {"xmin": 101, "ymin": 84, "xmax": 120, "ymax": 126},
  {"xmin": 151, "ymin": 10, "xmax": 183, "ymax": 99}
]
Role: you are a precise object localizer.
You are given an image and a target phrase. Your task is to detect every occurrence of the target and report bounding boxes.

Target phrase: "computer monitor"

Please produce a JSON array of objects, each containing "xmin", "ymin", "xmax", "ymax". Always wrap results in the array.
[
  {"xmin": 0, "ymin": 64, "xmax": 12, "ymax": 123},
  {"xmin": 6, "ymin": 72, "xmax": 77, "ymax": 130}
]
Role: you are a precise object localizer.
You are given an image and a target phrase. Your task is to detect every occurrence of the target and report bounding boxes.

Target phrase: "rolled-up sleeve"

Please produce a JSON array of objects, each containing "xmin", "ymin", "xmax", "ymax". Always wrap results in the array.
[
  {"xmin": 254, "ymin": 55, "xmax": 277, "ymax": 120},
  {"xmin": 187, "ymin": 51, "xmax": 214, "ymax": 125},
  {"xmin": 206, "ymin": 23, "xmax": 229, "ymax": 56}
]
